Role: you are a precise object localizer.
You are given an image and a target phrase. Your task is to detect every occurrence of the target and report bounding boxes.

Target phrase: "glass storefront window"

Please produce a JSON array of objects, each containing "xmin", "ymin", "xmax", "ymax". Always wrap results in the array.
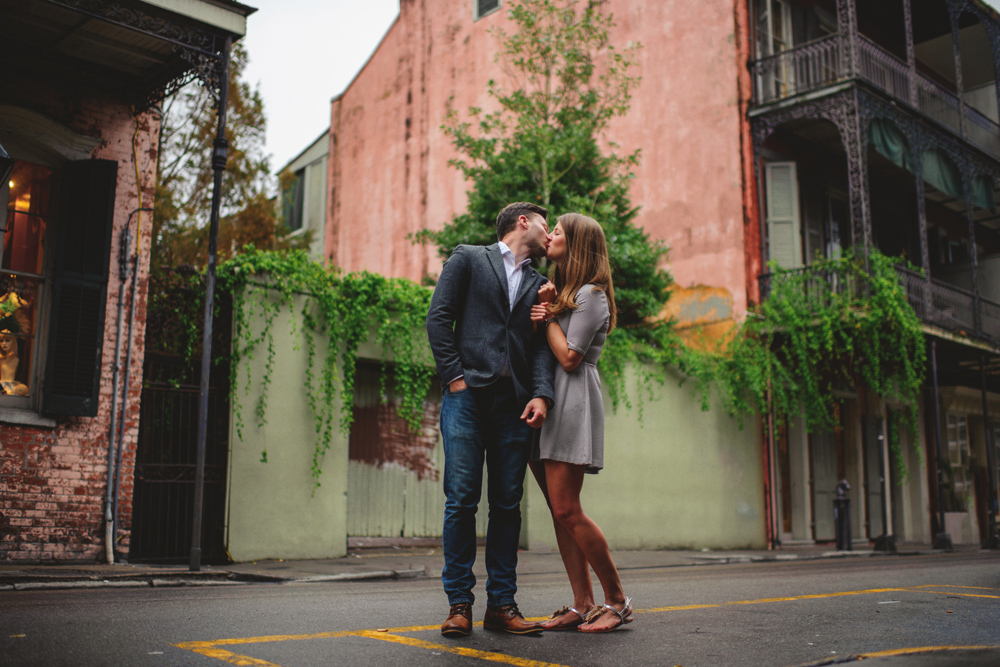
[
  {"xmin": 944, "ymin": 414, "xmax": 971, "ymax": 512},
  {"xmin": 1, "ymin": 161, "xmax": 49, "ymax": 399}
]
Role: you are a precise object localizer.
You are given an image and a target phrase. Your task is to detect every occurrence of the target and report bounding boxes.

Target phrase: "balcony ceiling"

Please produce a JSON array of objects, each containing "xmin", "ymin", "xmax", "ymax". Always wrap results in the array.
[{"xmin": 0, "ymin": 0, "xmax": 253, "ymax": 104}]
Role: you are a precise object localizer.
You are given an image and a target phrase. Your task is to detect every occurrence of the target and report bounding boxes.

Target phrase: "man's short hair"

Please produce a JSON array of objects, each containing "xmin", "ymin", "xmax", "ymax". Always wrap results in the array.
[{"xmin": 496, "ymin": 202, "xmax": 548, "ymax": 241}]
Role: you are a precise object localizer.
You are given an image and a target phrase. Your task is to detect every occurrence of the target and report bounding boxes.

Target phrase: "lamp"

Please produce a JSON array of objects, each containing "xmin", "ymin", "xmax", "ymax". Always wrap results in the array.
[{"xmin": 0, "ymin": 140, "xmax": 13, "ymax": 236}]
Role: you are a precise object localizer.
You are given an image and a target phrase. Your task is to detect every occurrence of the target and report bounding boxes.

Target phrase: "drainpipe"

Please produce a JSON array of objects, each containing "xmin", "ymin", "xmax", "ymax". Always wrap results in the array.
[
  {"xmin": 111, "ymin": 208, "xmax": 150, "ymax": 562},
  {"xmin": 191, "ymin": 36, "xmax": 232, "ymax": 572},
  {"xmin": 104, "ymin": 224, "xmax": 133, "ymax": 564}
]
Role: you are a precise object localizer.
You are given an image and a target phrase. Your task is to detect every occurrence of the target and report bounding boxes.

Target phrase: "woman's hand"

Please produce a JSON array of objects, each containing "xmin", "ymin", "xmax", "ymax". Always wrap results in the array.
[
  {"xmin": 537, "ymin": 281, "xmax": 556, "ymax": 304},
  {"xmin": 530, "ymin": 304, "xmax": 549, "ymax": 324}
]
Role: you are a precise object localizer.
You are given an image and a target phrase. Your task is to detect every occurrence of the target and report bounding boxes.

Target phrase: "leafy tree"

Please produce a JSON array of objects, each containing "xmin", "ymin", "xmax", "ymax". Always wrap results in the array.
[
  {"xmin": 152, "ymin": 42, "xmax": 308, "ymax": 273},
  {"xmin": 415, "ymin": 0, "xmax": 672, "ymax": 334}
]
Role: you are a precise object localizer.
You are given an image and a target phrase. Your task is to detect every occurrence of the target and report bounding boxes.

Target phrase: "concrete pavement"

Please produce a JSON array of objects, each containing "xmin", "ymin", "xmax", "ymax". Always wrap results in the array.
[{"xmin": 0, "ymin": 541, "xmax": 974, "ymax": 592}]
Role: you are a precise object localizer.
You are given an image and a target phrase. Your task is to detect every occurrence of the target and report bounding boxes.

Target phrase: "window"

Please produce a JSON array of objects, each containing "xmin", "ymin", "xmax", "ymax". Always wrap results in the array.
[
  {"xmin": 1, "ymin": 161, "xmax": 50, "ymax": 403},
  {"xmin": 282, "ymin": 168, "xmax": 305, "ymax": 233},
  {"xmin": 944, "ymin": 414, "xmax": 971, "ymax": 512},
  {"xmin": 1, "ymin": 156, "xmax": 117, "ymax": 418},
  {"xmin": 475, "ymin": 0, "xmax": 501, "ymax": 21}
]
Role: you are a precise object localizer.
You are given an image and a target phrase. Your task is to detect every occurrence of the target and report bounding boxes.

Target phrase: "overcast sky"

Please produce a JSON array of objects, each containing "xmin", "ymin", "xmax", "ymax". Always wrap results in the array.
[
  {"xmin": 243, "ymin": 0, "xmax": 1000, "ymax": 172},
  {"xmin": 242, "ymin": 0, "xmax": 400, "ymax": 170}
]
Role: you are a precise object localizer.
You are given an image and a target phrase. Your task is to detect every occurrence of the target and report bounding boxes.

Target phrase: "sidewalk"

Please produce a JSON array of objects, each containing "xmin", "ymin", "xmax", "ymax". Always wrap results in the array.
[{"xmin": 0, "ymin": 541, "xmax": 972, "ymax": 592}]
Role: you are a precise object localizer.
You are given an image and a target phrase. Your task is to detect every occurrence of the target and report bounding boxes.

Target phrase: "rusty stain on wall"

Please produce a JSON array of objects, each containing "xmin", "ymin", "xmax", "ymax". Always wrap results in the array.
[{"xmin": 350, "ymin": 398, "xmax": 440, "ymax": 481}]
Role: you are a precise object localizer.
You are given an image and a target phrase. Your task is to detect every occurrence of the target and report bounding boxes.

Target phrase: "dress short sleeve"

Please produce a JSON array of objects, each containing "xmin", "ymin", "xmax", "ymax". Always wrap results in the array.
[{"xmin": 565, "ymin": 286, "xmax": 609, "ymax": 355}]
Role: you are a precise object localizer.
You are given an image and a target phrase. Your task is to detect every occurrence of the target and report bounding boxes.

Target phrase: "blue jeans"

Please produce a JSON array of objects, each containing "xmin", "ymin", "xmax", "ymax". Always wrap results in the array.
[{"xmin": 440, "ymin": 379, "xmax": 532, "ymax": 608}]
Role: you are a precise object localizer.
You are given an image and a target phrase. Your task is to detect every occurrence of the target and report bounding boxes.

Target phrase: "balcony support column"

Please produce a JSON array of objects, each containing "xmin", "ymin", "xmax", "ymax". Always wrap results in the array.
[
  {"xmin": 836, "ymin": 0, "xmax": 859, "ymax": 77},
  {"xmin": 979, "ymin": 353, "xmax": 998, "ymax": 549},
  {"xmin": 845, "ymin": 89, "xmax": 872, "ymax": 261},
  {"xmin": 930, "ymin": 341, "xmax": 953, "ymax": 550},
  {"xmin": 903, "ymin": 0, "xmax": 918, "ymax": 107},
  {"xmin": 913, "ymin": 152, "xmax": 933, "ymax": 286},
  {"xmin": 965, "ymin": 190, "xmax": 981, "ymax": 331},
  {"xmin": 949, "ymin": 5, "xmax": 967, "ymax": 140}
]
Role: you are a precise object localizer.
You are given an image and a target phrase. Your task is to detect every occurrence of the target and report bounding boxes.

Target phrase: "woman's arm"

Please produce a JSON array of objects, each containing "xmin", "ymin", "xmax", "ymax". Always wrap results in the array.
[{"xmin": 544, "ymin": 317, "xmax": 584, "ymax": 373}]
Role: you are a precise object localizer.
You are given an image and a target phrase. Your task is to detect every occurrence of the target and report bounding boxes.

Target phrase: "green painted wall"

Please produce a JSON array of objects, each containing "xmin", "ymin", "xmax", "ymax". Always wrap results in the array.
[
  {"xmin": 525, "ymin": 366, "xmax": 766, "ymax": 551},
  {"xmin": 226, "ymin": 293, "xmax": 349, "ymax": 561},
  {"xmin": 226, "ymin": 291, "xmax": 766, "ymax": 560}
]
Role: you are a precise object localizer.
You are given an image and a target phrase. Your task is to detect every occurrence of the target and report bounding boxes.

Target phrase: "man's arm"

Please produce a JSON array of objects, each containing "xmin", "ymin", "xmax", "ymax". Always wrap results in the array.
[
  {"xmin": 530, "ymin": 315, "xmax": 557, "ymax": 406},
  {"xmin": 426, "ymin": 246, "xmax": 470, "ymax": 386}
]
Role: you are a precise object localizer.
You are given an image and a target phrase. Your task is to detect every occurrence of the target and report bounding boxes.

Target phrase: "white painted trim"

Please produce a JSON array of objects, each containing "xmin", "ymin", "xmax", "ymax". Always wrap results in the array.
[
  {"xmin": 0, "ymin": 105, "xmax": 100, "ymax": 166},
  {"xmin": 137, "ymin": 0, "xmax": 251, "ymax": 36}
]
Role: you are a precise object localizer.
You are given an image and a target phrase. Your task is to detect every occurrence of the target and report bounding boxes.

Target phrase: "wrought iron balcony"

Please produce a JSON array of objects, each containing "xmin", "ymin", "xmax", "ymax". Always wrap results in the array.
[
  {"xmin": 758, "ymin": 263, "xmax": 1000, "ymax": 346},
  {"xmin": 751, "ymin": 34, "xmax": 1000, "ymax": 160}
]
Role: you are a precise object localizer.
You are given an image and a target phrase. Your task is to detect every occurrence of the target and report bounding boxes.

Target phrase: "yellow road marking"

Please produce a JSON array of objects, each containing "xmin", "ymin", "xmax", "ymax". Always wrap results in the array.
[
  {"xmin": 859, "ymin": 645, "xmax": 1000, "ymax": 658},
  {"xmin": 911, "ymin": 584, "xmax": 1000, "ymax": 591},
  {"xmin": 173, "ymin": 584, "xmax": 998, "ymax": 666},
  {"xmin": 641, "ymin": 587, "xmax": 910, "ymax": 613},
  {"xmin": 356, "ymin": 630, "xmax": 571, "ymax": 667}
]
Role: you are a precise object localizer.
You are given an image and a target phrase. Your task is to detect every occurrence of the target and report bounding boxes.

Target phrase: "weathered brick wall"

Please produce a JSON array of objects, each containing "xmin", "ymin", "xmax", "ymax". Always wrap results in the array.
[{"xmin": 0, "ymin": 88, "xmax": 158, "ymax": 563}]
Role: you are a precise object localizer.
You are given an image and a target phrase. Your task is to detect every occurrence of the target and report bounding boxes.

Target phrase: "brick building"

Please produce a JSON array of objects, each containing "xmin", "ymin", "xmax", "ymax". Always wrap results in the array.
[{"xmin": 0, "ymin": 0, "xmax": 253, "ymax": 563}]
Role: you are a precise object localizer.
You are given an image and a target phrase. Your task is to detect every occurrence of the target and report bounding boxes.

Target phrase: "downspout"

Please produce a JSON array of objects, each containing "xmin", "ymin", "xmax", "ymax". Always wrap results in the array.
[
  {"xmin": 111, "ymin": 208, "xmax": 151, "ymax": 562},
  {"xmin": 104, "ymin": 224, "xmax": 133, "ymax": 564}
]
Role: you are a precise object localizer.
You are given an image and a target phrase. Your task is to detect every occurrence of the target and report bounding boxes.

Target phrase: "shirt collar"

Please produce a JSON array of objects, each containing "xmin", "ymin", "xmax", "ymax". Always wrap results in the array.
[{"xmin": 497, "ymin": 241, "xmax": 531, "ymax": 268}]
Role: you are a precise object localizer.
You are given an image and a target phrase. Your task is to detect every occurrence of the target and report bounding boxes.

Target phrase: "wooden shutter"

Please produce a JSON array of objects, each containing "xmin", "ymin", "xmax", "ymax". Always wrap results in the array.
[
  {"xmin": 42, "ymin": 159, "xmax": 118, "ymax": 417},
  {"xmin": 765, "ymin": 161, "xmax": 802, "ymax": 269}
]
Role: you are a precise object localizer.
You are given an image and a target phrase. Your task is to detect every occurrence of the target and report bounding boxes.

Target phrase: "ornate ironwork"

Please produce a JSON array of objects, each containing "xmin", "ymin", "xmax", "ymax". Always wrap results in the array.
[
  {"xmin": 40, "ymin": 0, "xmax": 221, "ymax": 56},
  {"xmin": 40, "ymin": 0, "xmax": 230, "ymax": 111}
]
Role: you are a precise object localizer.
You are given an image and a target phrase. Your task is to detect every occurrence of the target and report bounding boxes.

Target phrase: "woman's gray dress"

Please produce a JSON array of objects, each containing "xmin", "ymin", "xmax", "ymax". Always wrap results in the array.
[{"xmin": 533, "ymin": 285, "xmax": 609, "ymax": 474}]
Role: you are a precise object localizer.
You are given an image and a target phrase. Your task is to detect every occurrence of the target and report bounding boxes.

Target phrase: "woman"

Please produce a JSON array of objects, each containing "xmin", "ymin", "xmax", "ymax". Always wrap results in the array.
[{"xmin": 529, "ymin": 213, "xmax": 633, "ymax": 633}]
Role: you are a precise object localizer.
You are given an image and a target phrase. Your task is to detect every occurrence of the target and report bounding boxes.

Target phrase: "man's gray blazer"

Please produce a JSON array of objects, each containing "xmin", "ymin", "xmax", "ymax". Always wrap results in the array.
[{"xmin": 426, "ymin": 244, "xmax": 555, "ymax": 408}]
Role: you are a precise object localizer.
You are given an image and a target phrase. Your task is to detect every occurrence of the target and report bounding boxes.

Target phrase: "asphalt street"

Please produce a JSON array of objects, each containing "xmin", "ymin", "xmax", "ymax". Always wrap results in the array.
[{"xmin": 1, "ymin": 551, "xmax": 998, "ymax": 666}]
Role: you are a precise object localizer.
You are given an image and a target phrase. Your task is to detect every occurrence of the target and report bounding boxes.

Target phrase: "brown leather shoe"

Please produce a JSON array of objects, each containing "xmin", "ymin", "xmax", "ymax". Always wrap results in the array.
[
  {"xmin": 483, "ymin": 604, "xmax": 543, "ymax": 635},
  {"xmin": 441, "ymin": 602, "xmax": 473, "ymax": 637}
]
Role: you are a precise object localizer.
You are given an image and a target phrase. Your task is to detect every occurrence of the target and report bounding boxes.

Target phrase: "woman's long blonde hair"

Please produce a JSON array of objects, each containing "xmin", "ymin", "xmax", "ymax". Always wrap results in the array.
[{"xmin": 548, "ymin": 213, "xmax": 617, "ymax": 334}]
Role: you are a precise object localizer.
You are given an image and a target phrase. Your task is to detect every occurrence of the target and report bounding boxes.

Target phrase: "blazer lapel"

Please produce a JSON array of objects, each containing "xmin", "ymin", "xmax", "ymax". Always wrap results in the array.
[
  {"xmin": 486, "ymin": 244, "xmax": 509, "ymax": 303},
  {"xmin": 511, "ymin": 266, "xmax": 540, "ymax": 311}
]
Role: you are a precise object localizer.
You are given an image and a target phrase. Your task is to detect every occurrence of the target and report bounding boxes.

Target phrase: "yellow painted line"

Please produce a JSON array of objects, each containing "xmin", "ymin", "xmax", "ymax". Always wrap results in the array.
[
  {"xmin": 854, "ymin": 645, "xmax": 1000, "ymax": 658},
  {"xmin": 641, "ymin": 587, "xmax": 910, "ymax": 613},
  {"xmin": 356, "ymin": 630, "xmax": 570, "ymax": 667},
  {"xmin": 173, "ymin": 641, "xmax": 284, "ymax": 667},
  {"xmin": 911, "ymin": 584, "xmax": 1000, "ymax": 591}
]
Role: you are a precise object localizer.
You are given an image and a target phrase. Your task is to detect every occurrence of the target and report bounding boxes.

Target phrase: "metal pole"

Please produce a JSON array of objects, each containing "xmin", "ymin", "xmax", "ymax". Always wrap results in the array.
[
  {"xmin": 930, "ymin": 340, "xmax": 952, "ymax": 550},
  {"xmin": 191, "ymin": 36, "xmax": 232, "ymax": 572},
  {"xmin": 980, "ymin": 352, "xmax": 998, "ymax": 549}
]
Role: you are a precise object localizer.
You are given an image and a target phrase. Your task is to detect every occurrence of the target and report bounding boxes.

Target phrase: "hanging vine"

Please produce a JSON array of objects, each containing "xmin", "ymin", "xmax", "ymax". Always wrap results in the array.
[
  {"xmin": 207, "ymin": 248, "xmax": 436, "ymax": 485},
  {"xmin": 681, "ymin": 250, "xmax": 927, "ymax": 464}
]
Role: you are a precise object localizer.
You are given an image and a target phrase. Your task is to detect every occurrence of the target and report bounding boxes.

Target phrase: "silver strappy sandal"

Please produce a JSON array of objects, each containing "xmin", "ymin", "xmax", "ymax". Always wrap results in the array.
[
  {"xmin": 540, "ymin": 606, "xmax": 589, "ymax": 631},
  {"xmin": 578, "ymin": 596, "xmax": 634, "ymax": 633}
]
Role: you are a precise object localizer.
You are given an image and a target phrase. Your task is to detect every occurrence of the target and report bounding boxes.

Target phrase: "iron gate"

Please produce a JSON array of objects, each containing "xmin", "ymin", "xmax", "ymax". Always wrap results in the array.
[{"xmin": 130, "ymin": 276, "xmax": 230, "ymax": 563}]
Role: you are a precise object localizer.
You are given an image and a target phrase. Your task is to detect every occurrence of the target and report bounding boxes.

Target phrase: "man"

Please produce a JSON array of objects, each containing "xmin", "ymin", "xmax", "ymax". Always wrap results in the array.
[{"xmin": 426, "ymin": 202, "xmax": 556, "ymax": 637}]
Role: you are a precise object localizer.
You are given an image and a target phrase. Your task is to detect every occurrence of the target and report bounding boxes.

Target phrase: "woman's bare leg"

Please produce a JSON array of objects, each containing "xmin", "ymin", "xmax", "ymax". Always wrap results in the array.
[
  {"xmin": 529, "ymin": 460, "xmax": 595, "ymax": 622},
  {"xmin": 543, "ymin": 460, "xmax": 628, "ymax": 631}
]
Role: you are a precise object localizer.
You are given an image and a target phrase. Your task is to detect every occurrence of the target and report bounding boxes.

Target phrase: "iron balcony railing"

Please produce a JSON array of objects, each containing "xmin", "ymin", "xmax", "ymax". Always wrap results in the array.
[
  {"xmin": 751, "ymin": 34, "xmax": 1000, "ymax": 160},
  {"xmin": 758, "ymin": 263, "xmax": 1000, "ymax": 346}
]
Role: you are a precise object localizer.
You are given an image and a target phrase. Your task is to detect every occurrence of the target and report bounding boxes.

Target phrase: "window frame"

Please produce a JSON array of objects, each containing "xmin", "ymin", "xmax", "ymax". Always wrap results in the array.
[
  {"xmin": 1, "ymin": 160, "xmax": 54, "ymax": 411},
  {"xmin": 474, "ymin": 0, "xmax": 501, "ymax": 21}
]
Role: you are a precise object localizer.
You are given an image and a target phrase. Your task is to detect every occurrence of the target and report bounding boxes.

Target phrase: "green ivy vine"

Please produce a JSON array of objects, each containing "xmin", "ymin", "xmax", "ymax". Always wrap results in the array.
[
  {"xmin": 211, "ymin": 248, "xmax": 435, "ymax": 485},
  {"xmin": 680, "ymin": 250, "xmax": 927, "ymax": 468}
]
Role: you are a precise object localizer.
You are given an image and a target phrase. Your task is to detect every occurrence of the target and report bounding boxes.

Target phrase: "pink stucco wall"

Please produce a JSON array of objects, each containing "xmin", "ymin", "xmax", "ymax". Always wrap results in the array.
[{"xmin": 327, "ymin": 0, "xmax": 753, "ymax": 314}]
